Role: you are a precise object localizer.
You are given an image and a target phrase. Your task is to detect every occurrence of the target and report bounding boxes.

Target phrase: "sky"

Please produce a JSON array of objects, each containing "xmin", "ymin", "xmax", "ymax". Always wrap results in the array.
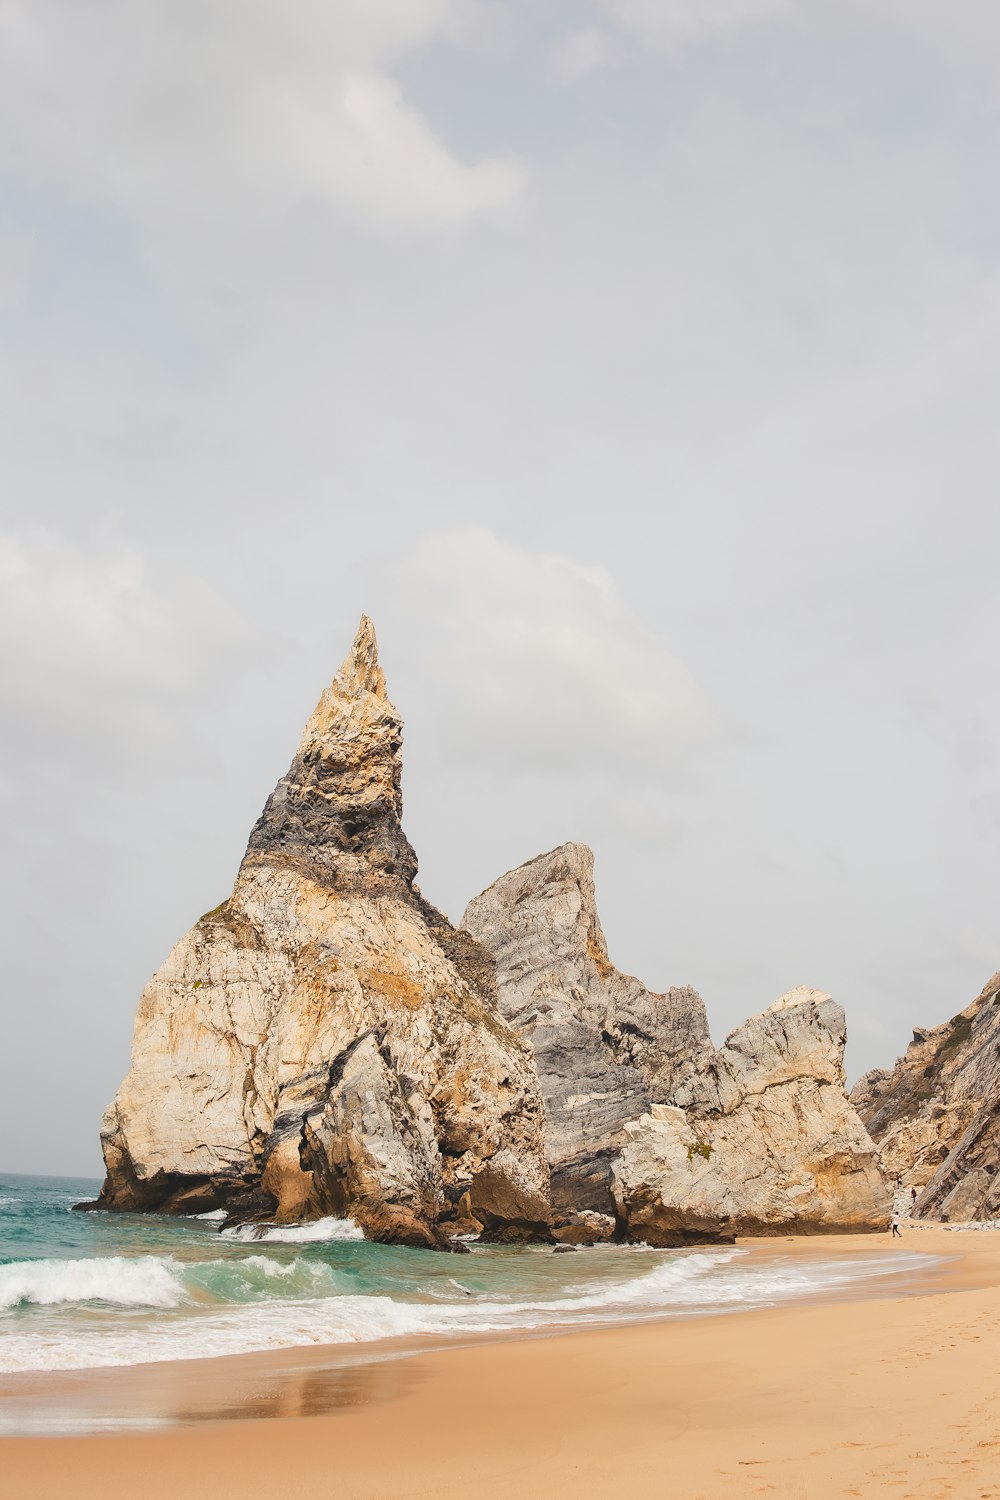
[{"xmin": 2, "ymin": 0, "xmax": 999, "ymax": 1177}]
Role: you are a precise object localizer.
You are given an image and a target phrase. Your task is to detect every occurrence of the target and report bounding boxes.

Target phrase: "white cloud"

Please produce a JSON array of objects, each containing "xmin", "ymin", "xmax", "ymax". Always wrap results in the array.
[
  {"xmin": 0, "ymin": 531, "xmax": 243, "ymax": 761},
  {"xmin": 398, "ymin": 529, "xmax": 708, "ymax": 772},
  {"xmin": 549, "ymin": 26, "xmax": 625, "ymax": 84},
  {"xmin": 0, "ymin": 1, "xmax": 522, "ymax": 234}
]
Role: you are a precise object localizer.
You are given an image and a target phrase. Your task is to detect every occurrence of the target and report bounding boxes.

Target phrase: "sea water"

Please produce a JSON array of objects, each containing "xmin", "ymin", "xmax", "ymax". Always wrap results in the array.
[{"xmin": 0, "ymin": 1173, "xmax": 935, "ymax": 1376}]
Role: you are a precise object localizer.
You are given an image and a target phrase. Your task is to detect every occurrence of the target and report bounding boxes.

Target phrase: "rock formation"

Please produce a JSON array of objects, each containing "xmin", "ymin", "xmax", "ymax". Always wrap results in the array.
[
  {"xmin": 92, "ymin": 618, "xmax": 551, "ymax": 1248},
  {"xmin": 464, "ymin": 846, "xmax": 889, "ymax": 1245},
  {"xmin": 852, "ymin": 972, "xmax": 1000, "ymax": 1221},
  {"xmin": 462, "ymin": 844, "xmax": 714, "ymax": 1220}
]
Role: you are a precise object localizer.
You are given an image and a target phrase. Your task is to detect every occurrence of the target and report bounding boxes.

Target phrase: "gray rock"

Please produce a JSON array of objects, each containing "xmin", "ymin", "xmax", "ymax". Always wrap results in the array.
[
  {"xmin": 462, "ymin": 844, "xmax": 713, "ymax": 1215},
  {"xmin": 465, "ymin": 849, "xmax": 889, "ymax": 1242},
  {"xmin": 851, "ymin": 972, "xmax": 1000, "ymax": 1220}
]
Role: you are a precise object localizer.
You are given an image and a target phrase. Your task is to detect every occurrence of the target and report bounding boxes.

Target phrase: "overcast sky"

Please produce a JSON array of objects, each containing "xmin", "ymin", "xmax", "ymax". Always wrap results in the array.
[{"xmin": 2, "ymin": 0, "xmax": 999, "ymax": 1177}]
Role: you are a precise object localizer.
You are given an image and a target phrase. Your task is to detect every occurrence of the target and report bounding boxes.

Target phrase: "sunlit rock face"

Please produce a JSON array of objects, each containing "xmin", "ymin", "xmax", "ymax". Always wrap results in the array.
[
  {"xmin": 465, "ymin": 851, "xmax": 889, "ymax": 1244},
  {"xmin": 95, "ymin": 618, "xmax": 551, "ymax": 1248},
  {"xmin": 852, "ymin": 972, "xmax": 1000, "ymax": 1222}
]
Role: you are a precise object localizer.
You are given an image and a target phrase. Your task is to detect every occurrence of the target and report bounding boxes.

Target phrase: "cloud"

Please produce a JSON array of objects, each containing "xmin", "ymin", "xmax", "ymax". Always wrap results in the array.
[
  {"xmin": 549, "ymin": 27, "xmax": 625, "ymax": 84},
  {"xmin": 397, "ymin": 529, "xmax": 708, "ymax": 772},
  {"xmin": 0, "ymin": 531, "xmax": 243, "ymax": 765},
  {"xmin": 603, "ymin": 0, "xmax": 789, "ymax": 39},
  {"xmin": 0, "ymin": 233, "xmax": 34, "ymax": 311},
  {"xmin": 0, "ymin": 1, "xmax": 522, "ymax": 234}
]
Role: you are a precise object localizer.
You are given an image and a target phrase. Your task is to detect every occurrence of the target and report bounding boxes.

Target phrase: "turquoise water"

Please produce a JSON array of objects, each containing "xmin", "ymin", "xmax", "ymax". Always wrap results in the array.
[{"xmin": 0, "ymin": 1173, "xmax": 932, "ymax": 1376}]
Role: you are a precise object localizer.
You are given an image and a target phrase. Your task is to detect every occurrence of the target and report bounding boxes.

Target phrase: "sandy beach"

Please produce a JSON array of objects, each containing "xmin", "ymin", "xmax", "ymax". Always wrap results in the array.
[{"xmin": 1, "ymin": 1226, "xmax": 998, "ymax": 1500}]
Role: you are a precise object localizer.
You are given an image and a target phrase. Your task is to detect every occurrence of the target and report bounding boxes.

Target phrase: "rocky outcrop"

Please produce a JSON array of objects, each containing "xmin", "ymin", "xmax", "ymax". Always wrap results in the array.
[
  {"xmin": 92, "ymin": 618, "xmax": 551, "ymax": 1248},
  {"xmin": 614, "ymin": 989, "xmax": 890, "ymax": 1242},
  {"xmin": 852, "ymin": 972, "xmax": 1000, "ymax": 1221},
  {"xmin": 464, "ymin": 848, "xmax": 889, "ymax": 1245},
  {"xmin": 462, "ymin": 844, "xmax": 714, "ymax": 1219}
]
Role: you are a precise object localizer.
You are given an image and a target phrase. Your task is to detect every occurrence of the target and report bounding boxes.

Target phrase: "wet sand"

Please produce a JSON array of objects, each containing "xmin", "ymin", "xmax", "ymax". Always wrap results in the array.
[{"xmin": 2, "ymin": 1227, "xmax": 999, "ymax": 1500}]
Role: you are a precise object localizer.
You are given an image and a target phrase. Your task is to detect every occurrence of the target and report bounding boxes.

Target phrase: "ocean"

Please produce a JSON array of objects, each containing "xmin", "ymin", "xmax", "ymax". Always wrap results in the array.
[{"xmin": 1, "ymin": 1173, "xmax": 934, "ymax": 1381}]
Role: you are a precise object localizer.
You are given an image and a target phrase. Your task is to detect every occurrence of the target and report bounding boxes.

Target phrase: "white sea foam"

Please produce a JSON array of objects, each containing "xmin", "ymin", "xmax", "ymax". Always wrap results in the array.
[
  {"xmin": 221, "ymin": 1216, "xmax": 365, "ymax": 1244},
  {"xmin": 0, "ymin": 1256, "xmax": 185, "ymax": 1312},
  {"xmin": 192, "ymin": 1209, "xmax": 227, "ymax": 1221},
  {"xmin": 240, "ymin": 1255, "xmax": 302, "ymax": 1279},
  {"xmin": 0, "ymin": 1247, "xmax": 938, "ymax": 1374}
]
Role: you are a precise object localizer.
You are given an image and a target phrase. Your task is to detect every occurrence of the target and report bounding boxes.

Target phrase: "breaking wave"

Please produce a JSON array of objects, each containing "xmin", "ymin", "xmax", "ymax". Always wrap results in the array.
[
  {"xmin": 220, "ymin": 1216, "xmax": 365, "ymax": 1244},
  {"xmin": 0, "ymin": 1242, "xmax": 936, "ymax": 1374},
  {"xmin": 0, "ymin": 1257, "xmax": 184, "ymax": 1312}
]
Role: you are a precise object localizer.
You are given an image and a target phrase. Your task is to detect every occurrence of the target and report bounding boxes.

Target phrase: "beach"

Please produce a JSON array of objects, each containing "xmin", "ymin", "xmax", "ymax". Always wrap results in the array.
[{"xmin": 2, "ymin": 1226, "xmax": 998, "ymax": 1500}]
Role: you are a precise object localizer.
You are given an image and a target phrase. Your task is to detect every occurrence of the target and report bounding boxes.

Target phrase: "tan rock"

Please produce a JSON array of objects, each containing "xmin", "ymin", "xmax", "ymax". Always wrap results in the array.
[
  {"xmin": 94, "ymin": 618, "xmax": 551, "ymax": 1246},
  {"xmin": 614, "ymin": 997, "xmax": 890, "ymax": 1244}
]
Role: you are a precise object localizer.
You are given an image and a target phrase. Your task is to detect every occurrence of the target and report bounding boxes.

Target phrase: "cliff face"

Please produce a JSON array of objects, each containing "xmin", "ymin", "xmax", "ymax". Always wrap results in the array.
[
  {"xmin": 95, "ymin": 618, "xmax": 551, "ymax": 1248},
  {"xmin": 464, "ymin": 847, "xmax": 889, "ymax": 1245},
  {"xmin": 852, "ymin": 972, "xmax": 1000, "ymax": 1221}
]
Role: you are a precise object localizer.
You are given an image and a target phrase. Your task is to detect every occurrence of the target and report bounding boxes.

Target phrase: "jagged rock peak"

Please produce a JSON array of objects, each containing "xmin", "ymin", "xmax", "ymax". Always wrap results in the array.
[
  {"xmin": 764, "ymin": 985, "xmax": 834, "ymax": 1016},
  {"xmin": 91, "ymin": 617, "xmax": 552, "ymax": 1247},
  {"xmin": 245, "ymin": 614, "xmax": 417, "ymax": 889},
  {"xmin": 299, "ymin": 614, "xmax": 391, "ymax": 758}
]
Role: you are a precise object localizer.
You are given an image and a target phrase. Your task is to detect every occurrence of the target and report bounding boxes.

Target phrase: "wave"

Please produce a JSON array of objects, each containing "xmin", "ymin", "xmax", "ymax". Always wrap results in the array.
[
  {"xmin": 0, "ymin": 1251, "xmax": 350, "ymax": 1314},
  {"xmin": 0, "ymin": 1244, "xmax": 938, "ymax": 1374},
  {"xmin": 0, "ymin": 1257, "xmax": 184, "ymax": 1312},
  {"xmin": 220, "ymin": 1216, "xmax": 364, "ymax": 1244}
]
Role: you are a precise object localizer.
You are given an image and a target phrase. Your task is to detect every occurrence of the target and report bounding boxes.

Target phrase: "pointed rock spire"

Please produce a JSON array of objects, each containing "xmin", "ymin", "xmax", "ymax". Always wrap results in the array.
[
  {"xmin": 245, "ymin": 615, "xmax": 418, "ymax": 889},
  {"xmin": 299, "ymin": 614, "xmax": 389, "ymax": 755}
]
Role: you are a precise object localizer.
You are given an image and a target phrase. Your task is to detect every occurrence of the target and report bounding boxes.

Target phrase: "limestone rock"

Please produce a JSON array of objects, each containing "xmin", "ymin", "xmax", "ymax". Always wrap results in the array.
[
  {"xmin": 551, "ymin": 1210, "xmax": 617, "ymax": 1245},
  {"xmin": 614, "ymin": 995, "xmax": 890, "ymax": 1243},
  {"xmin": 461, "ymin": 844, "xmax": 714, "ymax": 1215},
  {"xmin": 93, "ymin": 618, "xmax": 551, "ymax": 1246},
  {"xmin": 464, "ymin": 847, "xmax": 889, "ymax": 1243},
  {"xmin": 851, "ymin": 972, "xmax": 1000, "ymax": 1220}
]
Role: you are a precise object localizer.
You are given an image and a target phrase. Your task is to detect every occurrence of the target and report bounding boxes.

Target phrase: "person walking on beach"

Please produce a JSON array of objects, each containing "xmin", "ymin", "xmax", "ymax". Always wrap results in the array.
[
  {"xmin": 891, "ymin": 1211, "xmax": 902, "ymax": 1239},
  {"xmin": 910, "ymin": 1186, "xmax": 918, "ymax": 1209}
]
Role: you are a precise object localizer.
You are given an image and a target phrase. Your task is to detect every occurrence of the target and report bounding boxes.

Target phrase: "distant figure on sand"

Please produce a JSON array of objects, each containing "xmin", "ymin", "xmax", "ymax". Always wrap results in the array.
[
  {"xmin": 891, "ymin": 1212, "xmax": 902, "ymax": 1238},
  {"xmin": 911, "ymin": 1186, "xmax": 918, "ymax": 1208}
]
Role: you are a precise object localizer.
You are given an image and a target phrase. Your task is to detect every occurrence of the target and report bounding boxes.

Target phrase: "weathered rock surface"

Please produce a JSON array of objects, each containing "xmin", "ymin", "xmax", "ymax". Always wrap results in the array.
[
  {"xmin": 615, "ymin": 990, "xmax": 890, "ymax": 1242},
  {"xmin": 464, "ymin": 849, "xmax": 889, "ymax": 1244},
  {"xmin": 852, "ymin": 972, "xmax": 1000, "ymax": 1221},
  {"xmin": 462, "ymin": 844, "xmax": 714, "ymax": 1216},
  {"xmin": 93, "ymin": 618, "xmax": 551, "ymax": 1247}
]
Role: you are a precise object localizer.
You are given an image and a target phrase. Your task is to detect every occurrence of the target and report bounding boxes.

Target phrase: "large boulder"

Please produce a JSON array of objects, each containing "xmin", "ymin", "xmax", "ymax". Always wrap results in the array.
[
  {"xmin": 93, "ymin": 618, "xmax": 551, "ymax": 1247},
  {"xmin": 852, "ymin": 972, "xmax": 1000, "ymax": 1221},
  {"xmin": 615, "ymin": 990, "xmax": 890, "ymax": 1243},
  {"xmin": 464, "ymin": 848, "xmax": 889, "ymax": 1243}
]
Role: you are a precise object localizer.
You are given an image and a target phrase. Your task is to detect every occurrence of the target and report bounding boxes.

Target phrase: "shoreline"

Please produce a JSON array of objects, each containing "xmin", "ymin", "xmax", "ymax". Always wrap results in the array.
[
  {"xmin": 3, "ymin": 1227, "xmax": 1000, "ymax": 1497},
  {"xmin": 0, "ymin": 1235, "xmax": 946, "ymax": 1434}
]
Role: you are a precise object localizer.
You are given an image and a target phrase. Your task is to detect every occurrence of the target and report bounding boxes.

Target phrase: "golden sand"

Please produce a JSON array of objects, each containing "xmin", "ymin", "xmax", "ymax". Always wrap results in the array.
[{"xmin": 2, "ymin": 1227, "xmax": 999, "ymax": 1500}]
